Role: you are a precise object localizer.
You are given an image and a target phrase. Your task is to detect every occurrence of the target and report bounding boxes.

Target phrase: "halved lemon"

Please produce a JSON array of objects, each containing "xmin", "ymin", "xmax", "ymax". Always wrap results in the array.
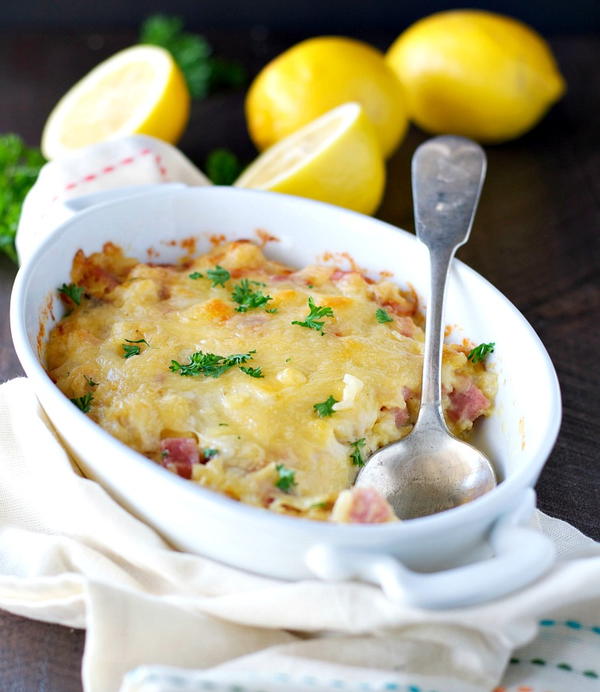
[
  {"xmin": 235, "ymin": 103, "xmax": 385, "ymax": 216},
  {"xmin": 41, "ymin": 45, "xmax": 190, "ymax": 159}
]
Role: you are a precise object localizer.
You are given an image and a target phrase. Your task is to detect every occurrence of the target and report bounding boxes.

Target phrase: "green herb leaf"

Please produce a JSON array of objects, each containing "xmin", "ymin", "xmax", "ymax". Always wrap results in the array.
[
  {"xmin": 139, "ymin": 14, "xmax": 246, "ymax": 100},
  {"xmin": 83, "ymin": 375, "xmax": 98, "ymax": 388},
  {"xmin": 205, "ymin": 149, "xmax": 243, "ymax": 185},
  {"xmin": 292, "ymin": 296, "xmax": 334, "ymax": 334},
  {"xmin": 70, "ymin": 392, "xmax": 93, "ymax": 413},
  {"xmin": 265, "ymin": 308, "xmax": 278, "ymax": 314},
  {"xmin": 125, "ymin": 338, "xmax": 149, "ymax": 345},
  {"xmin": 239, "ymin": 365, "xmax": 264, "ymax": 378},
  {"xmin": 275, "ymin": 464, "xmax": 296, "ymax": 492},
  {"xmin": 203, "ymin": 448, "xmax": 218, "ymax": 458},
  {"xmin": 310, "ymin": 501, "xmax": 329, "ymax": 510},
  {"xmin": 231, "ymin": 278, "xmax": 272, "ymax": 312},
  {"xmin": 122, "ymin": 344, "xmax": 141, "ymax": 358},
  {"xmin": 206, "ymin": 265, "xmax": 230, "ymax": 287},
  {"xmin": 122, "ymin": 338, "xmax": 149, "ymax": 358},
  {"xmin": 313, "ymin": 395, "xmax": 338, "ymax": 418},
  {"xmin": 169, "ymin": 349, "xmax": 255, "ymax": 377},
  {"xmin": 375, "ymin": 307, "xmax": 393, "ymax": 323},
  {"xmin": 58, "ymin": 283, "xmax": 84, "ymax": 306},
  {"xmin": 467, "ymin": 342, "xmax": 495, "ymax": 364},
  {"xmin": 349, "ymin": 438, "xmax": 366, "ymax": 466},
  {"xmin": 189, "ymin": 271, "xmax": 203, "ymax": 280},
  {"xmin": 0, "ymin": 134, "xmax": 46, "ymax": 263}
]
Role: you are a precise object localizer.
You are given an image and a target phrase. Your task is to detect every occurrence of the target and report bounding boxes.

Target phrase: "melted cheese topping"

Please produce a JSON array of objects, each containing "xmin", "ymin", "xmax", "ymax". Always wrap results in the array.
[{"xmin": 46, "ymin": 240, "xmax": 496, "ymax": 520}]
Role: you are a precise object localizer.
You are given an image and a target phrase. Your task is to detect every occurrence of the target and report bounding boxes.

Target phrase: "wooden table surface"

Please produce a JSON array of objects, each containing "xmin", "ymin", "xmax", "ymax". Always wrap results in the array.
[{"xmin": 0, "ymin": 28, "xmax": 599, "ymax": 692}]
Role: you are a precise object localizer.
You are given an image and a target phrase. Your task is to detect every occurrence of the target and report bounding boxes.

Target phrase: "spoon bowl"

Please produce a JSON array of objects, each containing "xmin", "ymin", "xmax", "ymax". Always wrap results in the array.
[{"xmin": 356, "ymin": 422, "xmax": 497, "ymax": 519}]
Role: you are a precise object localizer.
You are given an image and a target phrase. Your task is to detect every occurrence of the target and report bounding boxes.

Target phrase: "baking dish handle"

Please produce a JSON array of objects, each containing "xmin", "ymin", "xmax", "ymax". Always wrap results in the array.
[{"xmin": 305, "ymin": 489, "xmax": 555, "ymax": 608}]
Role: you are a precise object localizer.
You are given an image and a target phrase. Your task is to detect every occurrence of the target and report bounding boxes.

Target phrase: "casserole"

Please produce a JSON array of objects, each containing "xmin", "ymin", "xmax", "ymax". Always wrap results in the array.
[{"xmin": 10, "ymin": 185, "xmax": 561, "ymax": 607}]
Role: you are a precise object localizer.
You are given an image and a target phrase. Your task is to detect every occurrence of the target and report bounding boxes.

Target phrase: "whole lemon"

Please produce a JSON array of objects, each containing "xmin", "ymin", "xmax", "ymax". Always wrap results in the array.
[
  {"xmin": 245, "ymin": 36, "xmax": 408, "ymax": 158},
  {"xmin": 386, "ymin": 10, "xmax": 566, "ymax": 142}
]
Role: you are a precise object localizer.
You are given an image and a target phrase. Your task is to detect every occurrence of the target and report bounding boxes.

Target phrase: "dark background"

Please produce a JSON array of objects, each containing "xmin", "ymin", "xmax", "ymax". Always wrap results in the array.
[
  {"xmin": 0, "ymin": 3, "xmax": 599, "ymax": 690},
  {"xmin": 1, "ymin": 0, "xmax": 599, "ymax": 33}
]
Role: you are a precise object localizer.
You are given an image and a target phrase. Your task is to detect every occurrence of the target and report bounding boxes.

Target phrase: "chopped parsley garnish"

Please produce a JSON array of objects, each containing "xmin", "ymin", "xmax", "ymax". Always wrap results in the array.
[
  {"xmin": 313, "ymin": 395, "xmax": 338, "ymax": 417},
  {"xmin": 375, "ymin": 307, "xmax": 393, "ymax": 323},
  {"xmin": 240, "ymin": 365, "xmax": 264, "ymax": 378},
  {"xmin": 310, "ymin": 501, "xmax": 329, "ymax": 510},
  {"xmin": 291, "ymin": 297, "xmax": 334, "ymax": 335},
  {"xmin": 275, "ymin": 464, "xmax": 296, "ymax": 492},
  {"xmin": 169, "ymin": 349, "xmax": 255, "ymax": 378},
  {"xmin": 83, "ymin": 375, "xmax": 98, "ymax": 387},
  {"xmin": 122, "ymin": 344, "xmax": 141, "ymax": 358},
  {"xmin": 203, "ymin": 448, "xmax": 218, "ymax": 458},
  {"xmin": 58, "ymin": 283, "xmax": 84, "ymax": 306},
  {"xmin": 207, "ymin": 265, "xmax": 230, "ymax": 287},
  {"xmin": 70, "ymin": 392, "xmax": 93, "ymax": 413},
  {"xmin": 467, "ymin": 342, "xmax": 495, "ymax": 364},
  {"xmin": 189, "ymin": 266, "xmax": 230, "ymax": 286},
  {"xmin": 231, "ymin": 278, "xmax": 272, "ymax": 312},
  {"xmin": 122, "ymin": 338, "xmax": 149, "ymax": 359},
  {"xmin": 349, "ymin": 438, "xmax": 367, "ymax": 466}
]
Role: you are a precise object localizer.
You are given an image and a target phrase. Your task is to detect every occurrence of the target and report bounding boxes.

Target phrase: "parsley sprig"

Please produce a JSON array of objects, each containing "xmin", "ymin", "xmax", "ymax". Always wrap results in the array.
[
  {"xmin": 240, "ymin": 365, "xmax": 264, "ymax": 378},
  {"xmin": 189, "ymin": 265, "xmax": 231, "ymax": 286},
  {"xmin": 275, "ymin": 464, "xmax": 296, "ymax": 492},
  {"xmin": 0, "ymin": 134, "xmax": 46, "ymax": 262},
  {"xmin": 70, "ymin": 392, "xmax": 94, "ymax": 413},
  {"xmin": 349, "ymin": 438, "xmax": 367, "ymax": 466},
  {"xmin": 231, "ymin": 279, "xmax": 272, "ymax": 312},
  {"xmin": 291, "ymin": 297, "xmax": 334, "ymax": 335},
  {"xmin": 375, "ymin": 307, "xmax": 393, "ymax": 324},
  {"xmin": 139, "ymin": 15, "xmax": 246, "ymax": 100},
  {"xmin": 169, "ymin": 349, "xmax": 255, "ymax": 378},
  {"xmin": 467, "ymin": 342, "xmax": 495, "ymax": 364},
  {"xmin": 313, "ymin": 395, "xmax": 338, "ymax": 418},
  {"xmin": 207, "ymin": 265, "xmax": 231, "ymax": 286},
  {"xmin": 122, "ymin": 338, "xmax": 149, "ymax": 359},
  {"xmin": 58, "ymin": 283, "xmax": 84, "ymax": 306}
]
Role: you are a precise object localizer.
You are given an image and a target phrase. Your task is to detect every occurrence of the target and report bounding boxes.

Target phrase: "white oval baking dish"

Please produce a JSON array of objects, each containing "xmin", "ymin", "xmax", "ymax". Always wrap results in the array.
[{"xmin": 10, "ymin": 185, "xmax": 562, "ymax": 608}]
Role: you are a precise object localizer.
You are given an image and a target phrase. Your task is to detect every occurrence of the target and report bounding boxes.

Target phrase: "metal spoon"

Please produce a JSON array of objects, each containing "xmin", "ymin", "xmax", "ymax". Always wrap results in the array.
[{"xmin": 355, "ymin": 135, "xmax": 497, "ymax": 519}]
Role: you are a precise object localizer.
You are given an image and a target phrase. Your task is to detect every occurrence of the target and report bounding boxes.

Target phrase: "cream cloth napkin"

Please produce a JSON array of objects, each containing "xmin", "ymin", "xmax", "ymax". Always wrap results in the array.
[
  {"xmin": 16, "ymin": 134, "xmax": 211, "ymax": 263},
  {"xmin": 1, "ymin": 377, "xmax": 600, "ymax": 692},
  {"xmin": 6, "ymin": 136, "xmax": 600, "ymax": 691}
]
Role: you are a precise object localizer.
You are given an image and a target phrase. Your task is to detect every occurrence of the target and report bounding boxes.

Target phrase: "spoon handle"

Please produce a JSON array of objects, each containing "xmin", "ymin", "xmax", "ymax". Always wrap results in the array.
[{"xmin": 412, "ymin": 136, "xmax": 486, "ymax": 428}]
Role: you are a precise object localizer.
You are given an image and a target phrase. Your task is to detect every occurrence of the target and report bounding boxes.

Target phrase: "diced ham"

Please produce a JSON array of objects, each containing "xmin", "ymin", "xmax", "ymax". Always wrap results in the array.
[
  {"xmin": 160, "ymin": 437, "xmax": 199, "ymax": 479},
  {"xmin": 381, "ymin": 404, "xmax": 410, "ymax": 427},
  {"xmin": 393, "ymin": 316, "xmax": 416, "ymax": 337},
  {"xmin": 447, "ymin": 381, "xmax": 489, "ymax": 423},
  {"xmin": 330, "ymin": 269, "xmax": 374, "ymax": 284},
  {"xmin": 330, "ymin": 268, "xmax": 350, "ymax": 281},
  {"xmin": 347, "ymin": 487, "xmax": 395, "ymax": 523},
  {"xmin": 402, "ymin": 386, "xmax": 414, "ymax": 401},
  {"xmin": 382, "ymin": 296, "xmax": 416, "ymax": 317},
  {"xmin": 392, "ymin": 406, "xmax": 410, "ymax": 427}
]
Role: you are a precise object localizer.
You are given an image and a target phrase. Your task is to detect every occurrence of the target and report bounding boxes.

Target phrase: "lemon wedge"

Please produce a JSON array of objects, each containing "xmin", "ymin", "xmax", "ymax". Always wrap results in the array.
[
  {"xmin": 41, "ymin": 45, "xmax": 190, "ymax": 159},
  {"xmin": 235, "ymin": 103, "xmax": 385, "ymax": 216}
]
